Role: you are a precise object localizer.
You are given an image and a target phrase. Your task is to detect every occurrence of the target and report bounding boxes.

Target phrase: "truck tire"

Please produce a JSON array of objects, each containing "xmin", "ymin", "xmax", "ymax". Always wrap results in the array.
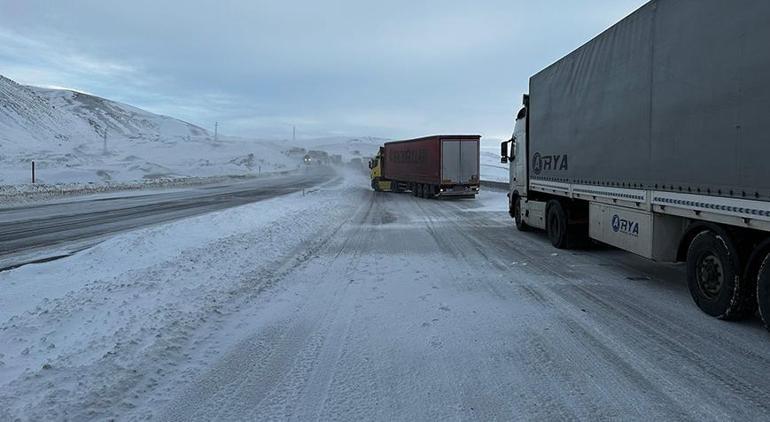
[
  {"xmin": 686, "ymin": 230, "xmax": 752, "ymax": 320},
  {"xmin": 757, "ymin": 253, "xmax": 770, "ymax": 330},
  {"xmin": 412, "ymin": 183, "xmax": 419, "ymax": 197},
  {"xmin": 425, "ymin": 185, "xmax": 435, "ymax": 199},
  {"xmin": 546, "ymin": 200, "xmax": 571, "ymax": 249},
  {"xmin": 513, "ymin": 196, "xmax": 529, "ymax": 232}
]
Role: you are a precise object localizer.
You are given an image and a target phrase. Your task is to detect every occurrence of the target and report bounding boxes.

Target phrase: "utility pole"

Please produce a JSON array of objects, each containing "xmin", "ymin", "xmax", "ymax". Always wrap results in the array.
[
  {"xmin": 292, "ymin": 125, "xmax": 296, "ymax": 143},
  {"xmin": 214, "ymin": 122, "xmax": 219, "ymax": 142},
  {"xmin": 102, "ymin": 130, "xmax": 108, "ymax": 155}
]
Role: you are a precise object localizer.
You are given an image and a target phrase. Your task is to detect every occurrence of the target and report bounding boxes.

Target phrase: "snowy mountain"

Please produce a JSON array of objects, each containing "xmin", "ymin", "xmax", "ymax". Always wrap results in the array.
[
  {"xmin": 0, "ymin": 75, "xmax": 93, "ymax": 151},
  {"xmin": 0, "ymin": 75, "xmax": 210, "ymax": 151},
  {"xmin": 0, "ymin": 74, "xmax": 298, "ymax": 185},
  {"xmin": 34, "ymin": 87, "xmax": 210, "ymax": 143}
]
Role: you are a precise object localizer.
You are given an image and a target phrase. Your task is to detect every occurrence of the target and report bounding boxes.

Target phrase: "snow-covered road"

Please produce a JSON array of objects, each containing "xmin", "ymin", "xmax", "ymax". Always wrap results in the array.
[
  {"xmin": 0, "ymin": 167, "xmax": 335, "ymax": 271},
  {"xmin": 2, "ymin": 172, "xmax": 770, "ymax": 421}
]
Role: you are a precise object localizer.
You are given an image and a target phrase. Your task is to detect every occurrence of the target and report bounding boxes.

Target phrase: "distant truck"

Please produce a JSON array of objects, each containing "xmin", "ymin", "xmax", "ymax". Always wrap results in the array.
[
  {"xmin": 369, "ymin": 135, "xmax": 480, "ymax": 198},
  {"xmin": 501, "ymin": 0, "xmax": 770, "ymax": 326},
  {"xmin": 304, "ymin": 150, "xmax": 329, "ymax": 166}
]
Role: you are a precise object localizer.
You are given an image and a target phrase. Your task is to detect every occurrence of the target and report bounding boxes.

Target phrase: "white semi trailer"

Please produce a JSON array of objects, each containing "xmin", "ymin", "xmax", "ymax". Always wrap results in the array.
[{"xmin": 501, "ymin": 0, "xmax": 770, "ymax": 326}]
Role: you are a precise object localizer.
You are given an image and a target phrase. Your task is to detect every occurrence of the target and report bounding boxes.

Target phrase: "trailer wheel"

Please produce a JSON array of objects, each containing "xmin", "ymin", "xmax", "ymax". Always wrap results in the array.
[
  {"xmin": 757, "ymin": 253, "xmax": 770, "ymax": 330},
  {"xmin": 686, "ymin": 230, "xmax": 751, "ymax": 320},
  {"xmin": 412, "ymin": 183, "xmax": 418, "ymax": 197},
  {"xmin": 425, "ymin": 185, "xmax": 435, "ymax": 199},
  {"xmin": 546, "ymin": 200, "xmax": 570, "ymax": 249},
  {"xmin": 513, "ymin": 196, "xmax": 529, "ymax": 232}
]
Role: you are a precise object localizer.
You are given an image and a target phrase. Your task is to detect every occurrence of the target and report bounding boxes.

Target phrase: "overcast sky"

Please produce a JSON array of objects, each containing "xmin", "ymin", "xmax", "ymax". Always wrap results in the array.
[{"xmin": 0, "ymin": 0, "xmax": 646, "ymax": 141}]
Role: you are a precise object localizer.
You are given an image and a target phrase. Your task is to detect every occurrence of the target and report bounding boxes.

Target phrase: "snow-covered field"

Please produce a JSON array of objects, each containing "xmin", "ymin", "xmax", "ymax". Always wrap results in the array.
[
  {"xmin": 0, "ymin": 173, "xmax": 353, "ymax": 420},
  {"xmin": 3, "ymin": 171, "xmax": 770, "ymax": 421},
  {"xmin": 0, "ymin": 75, "xmax": 376, "ymax": 189},
  {"xmin": 0, "ymin": 74, "xmax": 299, "ymax": 186}
]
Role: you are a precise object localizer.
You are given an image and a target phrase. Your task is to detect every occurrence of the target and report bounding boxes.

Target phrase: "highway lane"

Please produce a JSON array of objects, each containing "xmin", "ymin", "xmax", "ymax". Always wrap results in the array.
[
  {"xmin": 157, "ymin": 185, "xmax": 770, "ymax": 421},
  {"xmin": 0, "ymin": 167, "xmax": 336, "ymax": 270},
  {"xmin": 3, "ymin": 178, "xmax": 770, "ymax": 420}
]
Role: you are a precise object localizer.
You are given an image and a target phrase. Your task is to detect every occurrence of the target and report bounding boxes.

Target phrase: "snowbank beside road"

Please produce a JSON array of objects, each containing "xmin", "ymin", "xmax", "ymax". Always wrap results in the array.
[
  {"xmin": 0, "ymin": 170, "xmax": 298, "ymax": 208},
  {"xmin": 0, "ymin": 172, "xmax": 356, "ymax": 421}
]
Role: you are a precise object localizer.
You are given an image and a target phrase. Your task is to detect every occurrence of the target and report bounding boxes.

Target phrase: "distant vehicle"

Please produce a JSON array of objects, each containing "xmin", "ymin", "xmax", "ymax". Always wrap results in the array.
[
  {"xmin": 286, "ymin": 147, "xmax": 307, "ymax": 158},
  {"xmin": 308, "ymin": 150, "xmax": 329, "ymax": 165},
  {"xmin": 369, "ymin": 135, "xmax": 480, "ymax": 198},
  {"xmin": 348, "ymin": 157, "xmax": 363, "ymax": 169},
  {"xmin": 500, "ymin": 0, "xmax": 770, "ymax": 326}
]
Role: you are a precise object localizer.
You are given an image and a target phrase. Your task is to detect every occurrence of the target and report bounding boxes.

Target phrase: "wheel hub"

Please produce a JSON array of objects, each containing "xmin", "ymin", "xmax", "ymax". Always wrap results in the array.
[{"xmin": 697, "ymin": 254, "xmax": 724, "ymax": 299}]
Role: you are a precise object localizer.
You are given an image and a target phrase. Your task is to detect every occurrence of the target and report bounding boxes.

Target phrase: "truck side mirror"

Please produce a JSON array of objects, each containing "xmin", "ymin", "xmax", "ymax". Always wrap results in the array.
[{"xmin": 500, "ymin": 142, "xmax": 509, "ymax": 164}]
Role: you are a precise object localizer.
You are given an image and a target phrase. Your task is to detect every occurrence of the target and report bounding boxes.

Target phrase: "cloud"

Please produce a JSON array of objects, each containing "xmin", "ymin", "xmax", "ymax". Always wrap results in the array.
[{"xmin": 0, "ymin": 0, "xmax": 648, "ymax": 140}]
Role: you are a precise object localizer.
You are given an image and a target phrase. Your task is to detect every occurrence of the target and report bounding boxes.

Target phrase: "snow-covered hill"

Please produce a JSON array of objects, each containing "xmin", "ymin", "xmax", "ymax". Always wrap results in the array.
[
  {"xmin": 0, "ymin": 75, "xmax": 300, "ymax": 185},
  {"xmin": 34, "ymin": 87, "xmax": 210, "ymax": 143},
  {"xmin": 0, "ymin": 76, "xmax": 94, "ymax": 152}
]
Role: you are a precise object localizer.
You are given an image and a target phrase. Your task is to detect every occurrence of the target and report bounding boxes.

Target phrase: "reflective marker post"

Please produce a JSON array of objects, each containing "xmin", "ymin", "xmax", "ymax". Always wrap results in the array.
[{"xmin": 32, "ymin": 161, "xmax": 35, "ymax": 184}]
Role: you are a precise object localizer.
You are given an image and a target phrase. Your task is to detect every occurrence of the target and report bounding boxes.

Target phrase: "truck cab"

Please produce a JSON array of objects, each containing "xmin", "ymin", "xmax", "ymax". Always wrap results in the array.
[
  {"xmin": 501, "ymin": 96, "xmax": 534, "ymax": 230},
  {"xmin": 368, "ymin": 148, "xmax": 393, "ymax": 192}
]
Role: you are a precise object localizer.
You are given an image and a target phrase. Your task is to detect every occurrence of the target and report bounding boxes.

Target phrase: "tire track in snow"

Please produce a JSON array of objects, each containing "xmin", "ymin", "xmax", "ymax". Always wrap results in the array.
[{"xmin": 161, "ymin": 188, "xmax": 376, "ymax": 421}]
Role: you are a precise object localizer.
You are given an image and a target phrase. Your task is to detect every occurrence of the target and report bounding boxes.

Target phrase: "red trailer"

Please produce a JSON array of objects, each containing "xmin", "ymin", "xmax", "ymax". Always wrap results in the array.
[{"xmin": 369, "ymin": 135, "xmax": 481, "ymax": 198}]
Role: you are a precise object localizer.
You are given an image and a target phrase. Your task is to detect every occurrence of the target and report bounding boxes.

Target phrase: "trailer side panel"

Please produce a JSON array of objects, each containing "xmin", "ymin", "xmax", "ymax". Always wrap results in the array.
[
  {"xmin": 383, "ymin": 136, "xmax": 480, "ymax": 187},
  {"xmin": 383, "ymin": 137, "xmax": 442, "ymax": 185},
  {"xmin": 529, "ymin": 0, "xmax": 770, "ymax": 200}
]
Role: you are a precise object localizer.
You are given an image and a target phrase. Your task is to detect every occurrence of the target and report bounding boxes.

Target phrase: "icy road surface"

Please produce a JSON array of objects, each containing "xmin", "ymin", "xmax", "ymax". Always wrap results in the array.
[
  {"xmin": 2, "ymin": 173, "xmax": 770, "ymax": 420},
  {"xmin": 0, "ymin": 167, "xmax": 334, "ymax": 271}
]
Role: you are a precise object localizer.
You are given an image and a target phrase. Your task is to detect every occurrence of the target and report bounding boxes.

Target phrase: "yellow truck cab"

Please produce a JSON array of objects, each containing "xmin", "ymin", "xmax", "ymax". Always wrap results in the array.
[{"xmin": 368, "ymin": 148, "xmax": 393, "ymax": 192}]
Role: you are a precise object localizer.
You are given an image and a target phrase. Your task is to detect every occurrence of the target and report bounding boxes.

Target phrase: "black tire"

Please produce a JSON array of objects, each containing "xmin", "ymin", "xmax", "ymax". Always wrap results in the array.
[
  {"xmin": 425, "ymin": 185, "xmax": 435, "ymax": 199},
  {"xmin": 686, "ymin": 230, "xmax": 752, "ymax": 320},
  {"xmin": 371, "ymin": 180, "xmax": 379, "ymax": 192},
  {"xmin": 546, "ymin": 200, "xmax": 570, "ymax": 249},
  {"xmin": 756, "ymin": 253, "xmax": 770, "ymax": 330},
  {"xmin": 412, "ymin": 183, "xmax": 418, "ymax": 197},
  {"xmin": 512, "ymin": 196, "xmax": 529, "ymax": 232}
]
